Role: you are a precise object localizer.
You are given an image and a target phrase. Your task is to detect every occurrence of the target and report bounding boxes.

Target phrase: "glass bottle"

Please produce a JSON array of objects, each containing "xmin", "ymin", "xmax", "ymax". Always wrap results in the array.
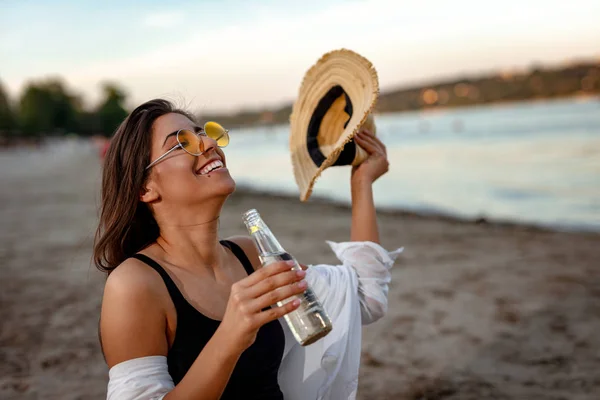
[{"xmin": 242, "ymin": 209, "xmax": 332, "ymax": 346}]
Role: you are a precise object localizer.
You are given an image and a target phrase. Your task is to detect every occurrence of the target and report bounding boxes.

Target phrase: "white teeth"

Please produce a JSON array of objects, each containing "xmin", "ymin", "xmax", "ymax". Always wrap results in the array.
[{"xmin": 199, "ymin": 160, "xmax": 223, "ymax": 175}]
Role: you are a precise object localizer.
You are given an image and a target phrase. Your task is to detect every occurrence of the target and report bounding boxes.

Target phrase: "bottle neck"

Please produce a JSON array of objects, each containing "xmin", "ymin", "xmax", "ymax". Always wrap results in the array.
[{"xmin": 242, "ymin": 210, "xmax": 285, "ymax": 256}]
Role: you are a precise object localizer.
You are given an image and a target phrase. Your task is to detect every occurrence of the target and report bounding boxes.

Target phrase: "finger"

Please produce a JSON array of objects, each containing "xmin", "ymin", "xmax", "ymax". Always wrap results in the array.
[
  {"xmin": 248, "ymin": 279, "xmax": 308, "ymax": 312},
  {"xmin": 358, "ymin": 132, "xmax": 385, "ymax": 155},
  {"xmin": 237, "ymin": 260, "xmax": 295, "ymax": 288},
  {"xmin": 256, "ymin": 298, "xmax": 301, "ymax": 325},
  {"xmin": 299, "ymin": 263, "xmax": 309, "ymax": 271},
  {"xmin": 369, "ymin": 134, "xmax": 387, "ymax": 155},
  {"xmin": 244, "ymin": 268, "xmax": 305, "ymax": 299},
  {"xmin": 354, "ymin": 133, "xmax": 380, "ymax": 155}
]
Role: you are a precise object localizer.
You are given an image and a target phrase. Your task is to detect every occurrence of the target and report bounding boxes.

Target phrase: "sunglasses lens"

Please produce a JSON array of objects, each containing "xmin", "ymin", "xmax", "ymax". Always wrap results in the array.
[
  {"xmin": 178, "ymin": 129, "xmax": 203, "ymax": 155},
  {"xmin": 204, "ymin": 121, "xmax": 230, "ymax": 148}
]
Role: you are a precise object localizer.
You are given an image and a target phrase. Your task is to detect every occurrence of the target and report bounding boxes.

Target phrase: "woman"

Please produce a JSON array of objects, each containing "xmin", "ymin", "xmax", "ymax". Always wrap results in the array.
[{"xmin": 96, "ymin": 99, "xmax": 395, "ymax": 399}]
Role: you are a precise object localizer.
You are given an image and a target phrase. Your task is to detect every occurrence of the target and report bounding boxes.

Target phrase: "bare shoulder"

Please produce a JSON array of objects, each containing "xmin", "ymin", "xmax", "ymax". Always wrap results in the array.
[
  {"xmin": 104, "ymin": 257, "xmax": 166, "ymax": 296},
  {"xmin": 226, "ymin": 235, "xmax": 261, "ymax": 271},
  {"xmin": 100, "ymin": 257, "xmax": 170, "ymax": 368}
]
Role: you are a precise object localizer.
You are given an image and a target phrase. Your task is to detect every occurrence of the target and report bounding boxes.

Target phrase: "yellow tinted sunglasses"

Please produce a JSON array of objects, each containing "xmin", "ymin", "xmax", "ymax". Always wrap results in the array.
[{"xmin": 146, "ymin": 121, "xmax": 229, "ymax": 170}]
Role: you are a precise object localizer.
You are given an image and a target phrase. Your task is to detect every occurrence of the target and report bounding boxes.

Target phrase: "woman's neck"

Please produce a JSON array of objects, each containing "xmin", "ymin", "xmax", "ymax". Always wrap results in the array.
[{"xmin": 154, "ymin": 213, "xmax": 224, "ymax": 271}]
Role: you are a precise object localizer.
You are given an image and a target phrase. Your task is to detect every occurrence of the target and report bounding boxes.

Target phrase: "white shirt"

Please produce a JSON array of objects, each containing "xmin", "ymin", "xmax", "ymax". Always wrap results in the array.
[{"xmin": 107, "ymin": 241, "xmax": 403, "ymax": 400}]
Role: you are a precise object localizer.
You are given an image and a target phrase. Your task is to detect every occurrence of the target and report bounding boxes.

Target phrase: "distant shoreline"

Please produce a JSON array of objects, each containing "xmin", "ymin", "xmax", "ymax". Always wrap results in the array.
[
  {"xmin": 203, "ymin": 91, "xmax": 600, "ymax": 130},
  {"xmin": 2, "ymin": 96, "xmax": 598, "ymax": 235},
  {"xmin": 203, "ymin": 60, "xmax": 600, "ymax": 128},
  {"xmin": 2, "ymin": 92, "xmax": 599, "ymax": 146}
]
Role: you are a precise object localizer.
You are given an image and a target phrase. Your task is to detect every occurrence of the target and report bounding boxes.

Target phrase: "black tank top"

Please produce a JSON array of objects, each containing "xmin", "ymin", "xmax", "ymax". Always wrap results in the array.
[{"xmin": 131, "ymin": 240, "xmax": 285, "ymax": 399}]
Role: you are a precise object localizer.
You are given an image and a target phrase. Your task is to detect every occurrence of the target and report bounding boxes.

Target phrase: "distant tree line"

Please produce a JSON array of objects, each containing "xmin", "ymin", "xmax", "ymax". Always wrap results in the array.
[
  {"xmin": 206, "ymin": 60, "xmax": 600, "ymax": 128},
  {"xmin": 375, "ymin": 61, "xmax": 600, "ymax": 113},
  {"xmin": 1, "ymin": 59, "xmax": 599, "ymax": 140},
  {"xmin": 0, "ymin": 78, "xmax": 128, "ymax": 140}
]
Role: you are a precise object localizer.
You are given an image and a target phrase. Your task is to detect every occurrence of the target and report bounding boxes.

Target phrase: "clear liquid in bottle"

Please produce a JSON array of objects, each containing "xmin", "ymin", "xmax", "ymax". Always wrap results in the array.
[
  {"xmin": 260, "ymin": 252, "xmax": 332, "ymax": 346},
  {"xmin": 242, "ymin": 208, "xmax": 332, "ymax": 346}
]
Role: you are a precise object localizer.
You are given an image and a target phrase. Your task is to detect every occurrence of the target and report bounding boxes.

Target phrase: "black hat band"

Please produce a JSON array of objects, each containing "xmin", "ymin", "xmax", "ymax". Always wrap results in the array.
[{"xmin": 306, "ymin": 85, "xmax": 356, "ymax": 168}]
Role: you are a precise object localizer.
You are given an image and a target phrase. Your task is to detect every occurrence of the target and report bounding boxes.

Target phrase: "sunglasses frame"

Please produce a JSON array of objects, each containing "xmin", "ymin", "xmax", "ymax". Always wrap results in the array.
[{"xmin": 145, "ymin": 123, "xmax": 229, "ymax": 170}]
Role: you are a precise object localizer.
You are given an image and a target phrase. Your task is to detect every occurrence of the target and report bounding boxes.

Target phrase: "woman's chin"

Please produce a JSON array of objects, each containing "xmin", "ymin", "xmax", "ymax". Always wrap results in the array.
[
  {"xmin": 213, "ymin": 174, "xmax": 236, "ymax": 196},
  {"xmin": 222, "ymin": 178, "xmax": 236, "ymax": 196},
  {"xmin": 186, "ymin": 180, "xmax": 235, "ymax": 206}
]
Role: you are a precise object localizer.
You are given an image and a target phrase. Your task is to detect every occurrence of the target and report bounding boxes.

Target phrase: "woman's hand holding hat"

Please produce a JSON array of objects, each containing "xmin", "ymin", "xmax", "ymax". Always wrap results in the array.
[{"xmin": 351, "ymin": 129, "xmax": 389, "ymax": 185}]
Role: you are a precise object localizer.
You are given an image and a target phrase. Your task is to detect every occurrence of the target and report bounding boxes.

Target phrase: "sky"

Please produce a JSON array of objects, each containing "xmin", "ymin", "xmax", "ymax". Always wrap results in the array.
[{"xmin": 1, "ymin": 0, "xmax": 599, "ymax": 113}]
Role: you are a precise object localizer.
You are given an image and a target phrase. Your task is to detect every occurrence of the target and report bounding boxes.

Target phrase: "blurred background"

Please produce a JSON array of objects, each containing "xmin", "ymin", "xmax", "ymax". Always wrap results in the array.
[{"xmin": 1, "ymin": 0, "xmax": 599, "ymax": 399}]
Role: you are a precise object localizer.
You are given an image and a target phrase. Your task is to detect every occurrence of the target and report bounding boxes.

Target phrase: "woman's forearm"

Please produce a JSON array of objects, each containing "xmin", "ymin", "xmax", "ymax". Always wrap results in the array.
[
  {"xmin": 164, "ymin": 328, "xmax": 241, "ymax": 400},
  {"xmin": 350, "ymin": 177, "xmax": 380, "ymax": 243}
]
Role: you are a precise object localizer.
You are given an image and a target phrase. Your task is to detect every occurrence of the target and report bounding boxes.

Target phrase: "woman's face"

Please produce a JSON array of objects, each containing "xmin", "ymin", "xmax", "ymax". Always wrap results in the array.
[{"xmin": 144, "ymin": 112, "xmax": 236, "ymax": 209}]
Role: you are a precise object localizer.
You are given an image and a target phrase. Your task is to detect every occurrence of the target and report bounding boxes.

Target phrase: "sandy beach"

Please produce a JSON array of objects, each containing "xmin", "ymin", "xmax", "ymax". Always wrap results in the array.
[{"xmin": 1, "ymin": 142, "xmax": 599, "ymax": 400}]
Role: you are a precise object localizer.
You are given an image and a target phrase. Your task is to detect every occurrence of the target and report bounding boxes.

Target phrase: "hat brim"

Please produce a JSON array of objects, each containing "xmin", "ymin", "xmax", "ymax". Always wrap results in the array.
[{"xmin": 290, "ymin": 49, "xmax": 379, "ymax": 202}]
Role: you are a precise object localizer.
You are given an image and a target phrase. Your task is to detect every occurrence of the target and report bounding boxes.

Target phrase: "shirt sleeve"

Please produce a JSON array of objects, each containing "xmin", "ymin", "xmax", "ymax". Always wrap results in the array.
[
  {"xmin": 279, "ymin": 241, "xmax": 402, "ymax": 399},
  {"xmin": 107, "ymin": 356, "xmax": 174, "ymax": 400},
  {"xmin": 325, "ymin": 241, "xmax": 403, "ymax": 325}
]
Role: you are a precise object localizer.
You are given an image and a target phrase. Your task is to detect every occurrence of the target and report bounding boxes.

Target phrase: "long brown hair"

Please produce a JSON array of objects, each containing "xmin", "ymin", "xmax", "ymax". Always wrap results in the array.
[{"xmin": 93, "ymin": 99, "xmax": 196, "ymax": 273}]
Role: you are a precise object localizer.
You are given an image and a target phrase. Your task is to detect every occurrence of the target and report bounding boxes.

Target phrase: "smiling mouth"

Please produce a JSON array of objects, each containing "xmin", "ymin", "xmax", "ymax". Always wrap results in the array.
[{"xmin": 197, "ymin": 159, "xmax": 224, "ymax": 175}]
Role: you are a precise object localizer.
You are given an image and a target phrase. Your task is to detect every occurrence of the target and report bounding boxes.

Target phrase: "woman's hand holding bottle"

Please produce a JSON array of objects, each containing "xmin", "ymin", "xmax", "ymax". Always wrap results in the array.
[{"xmin": 217, "ymin": 260, "xmax": 307, "ymax": 353}]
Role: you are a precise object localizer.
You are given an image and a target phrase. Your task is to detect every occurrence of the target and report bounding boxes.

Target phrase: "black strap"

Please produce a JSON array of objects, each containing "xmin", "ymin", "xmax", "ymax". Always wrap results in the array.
[
  {"xmin": 220, "ymin": 240, "xmax": 256, "ymax": 276},
  {"xmin": 131, "ymin": 242, "xmax": 255, "ymax": 305},
  {"xmin": 131, "ymin": 253, "xmax": 188, "ymax": 309},
  {"xmin": 306, "ymin": 85, "xmax": 357, "ymax": 167}
]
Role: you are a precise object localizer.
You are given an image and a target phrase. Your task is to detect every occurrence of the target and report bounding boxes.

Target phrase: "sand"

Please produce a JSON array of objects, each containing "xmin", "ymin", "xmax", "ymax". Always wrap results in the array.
[{"xmin": 1, "ymin": 142, "xmax": 599, "ymax": 399}]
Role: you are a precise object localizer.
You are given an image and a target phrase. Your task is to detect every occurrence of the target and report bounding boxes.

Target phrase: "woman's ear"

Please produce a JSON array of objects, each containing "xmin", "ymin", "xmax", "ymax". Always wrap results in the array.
[{"xmin": 140, "ymin": 184, "xmax": 160, "ymax": 203}]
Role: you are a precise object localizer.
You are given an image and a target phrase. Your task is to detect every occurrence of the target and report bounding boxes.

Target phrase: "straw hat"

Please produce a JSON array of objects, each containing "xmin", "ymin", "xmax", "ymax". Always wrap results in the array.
[{"xmin": 289, "ymin": 49, "xmax": 379, "ymax": 202}]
